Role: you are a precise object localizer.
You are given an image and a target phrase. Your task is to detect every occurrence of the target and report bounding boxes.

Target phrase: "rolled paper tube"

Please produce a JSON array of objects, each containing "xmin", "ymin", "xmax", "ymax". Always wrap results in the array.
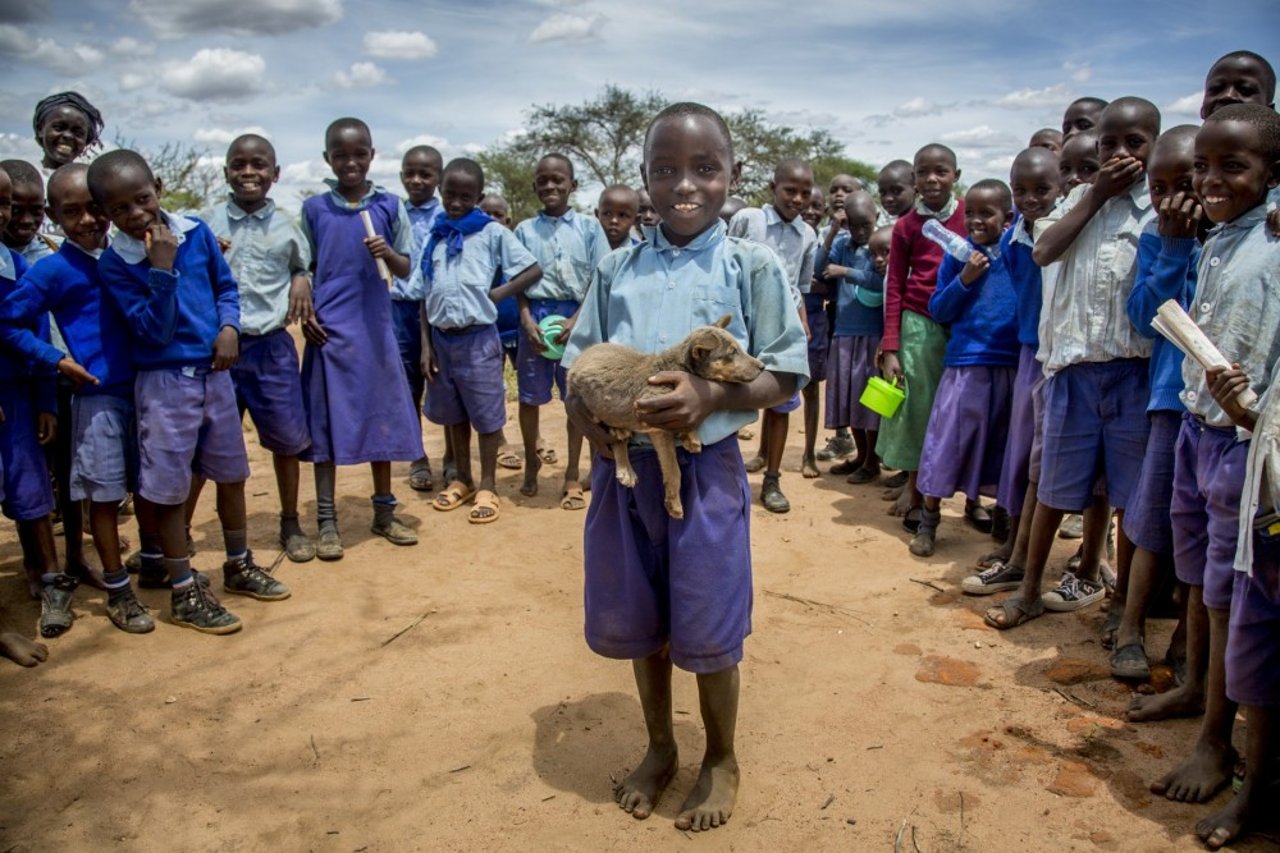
[
  {"xmin": 1155, "ymin": 299, "xmax": 1257, "ymax": 409},
  {"xmin": 359, "ymin": 209, "xmax": 394, "ymax": 288}
]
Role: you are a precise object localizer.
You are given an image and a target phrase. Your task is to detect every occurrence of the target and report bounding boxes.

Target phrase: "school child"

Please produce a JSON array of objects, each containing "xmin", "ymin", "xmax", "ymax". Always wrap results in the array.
[
  {"xmin": 729, "ymin": 159, "xmax": 817, "ymax": 513},
  {"xmin": 1061, "ymin": 96, "xmax": 1108, "ymax": 139},
  {"xmin": 985, "ymin": 98, "xmax": 1161, "ymax": 630},
  {"xmin": 92, "ymin": 149, "xmax": 287, "ymax": 634},
  {"xmin": 822, "ymin": 193, "xmax": 886, "ymax": 485},
  {"xmin": 1028, "ymin": 128, "xmax": 1063, "ymax": 156},
  {"xmin": 1, "ymin": 160, "xmax": 56, "ymax": 263},
  {"xmin": 0, "ymin": 164, "xmax": 152, "ymax": 634},
  {"xmin": 595, "ymin": 184, "xmax": 640, "ymax": 250},
  {"xmin": 561, "ymin": 101, "xmax": 808, "ymax": 833},
  {"xmin": 513, "ymin": 154, "xmax": 609, "ymax": 508},
  {"xmin": 636, "ymin": 188, "xmax": 660, "ymax": 228},
  {"xmin": 419, "ymin": 158, "xmax": 542, "ymax": 524},
  {"xmin": 910, "ymin": 180, "xmax": 1018, "ymax": 557},
  {"xmin": 0, "ymin": 167, "xmax": 65, "ymax": 635},
  {"xmin": 962, "ymin": 148, "xmax": 1061, "ymax": 587},
  {"xmin": 201, "ymin": 134, "xmax": 317, "ymax": 563},
  {"xmin": 31, "ymin": 91, "xmax": 105, "ymax": 174},
  {"xmin": 876, "ymin": 160, "xmax": 916, "ymax": 225},
  {"xmin": 1144, "ymin": 105, "xmax": 1280, "ymax": 818},
  {"xmin": 1108, "ymin": 126, "xmax": 1201, "ymax": 682},
  {"xmin": 877, "ymin": 144, "xmax": 966, "ymax": 528},
  {"xmin": 799, "ymin": 185, "xmax": 829, "ymax": 478},
  {"xmin": 392, "ymin": 145, "xmax": 444, "ymax": 492},
  {"xmin": 1058, "ymin": 130, "xmax": 1101, "ymax": 193},
  {"xmin": 300, "ymin": 118, "xmax": 422, "ymax": 559},
  {"xmin": 816, "ymin": 174, "xmax": 866, "ymax": 462},
  {"xmin": 479, "ymin": 193, "xmax": 526, "ymax": 472}
]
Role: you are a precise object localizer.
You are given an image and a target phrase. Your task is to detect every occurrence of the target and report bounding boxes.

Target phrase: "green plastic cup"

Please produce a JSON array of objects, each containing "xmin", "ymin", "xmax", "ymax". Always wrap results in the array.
[
  {"xmin": 860, "ymin": 376, "xmax": 906, "ymax": 418},
  {"xmin": 538, "ymin": 314, "xmax": 568, "ymax": 360}
]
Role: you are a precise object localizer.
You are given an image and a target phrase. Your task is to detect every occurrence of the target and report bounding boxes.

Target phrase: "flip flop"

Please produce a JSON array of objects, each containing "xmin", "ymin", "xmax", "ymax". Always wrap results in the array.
[
  {"xmin": 536, "ymin": 446, "xmax": 557, "ymax": 465},
  {"xmin": 1101, "ymin": 606, "xmax": 1123, "ymax": 650},
  {"xmin": 560, "ymin": 484, "xmax": 587, "ymax": 511},
  {"xmin": 983, "ymin": 596, "xmax": 1045, "ymax": 630},
  {"xmin": 497, "ymin": 449, "xmax": 523, "ymax": 470},
  {"xmin": 1110, "ymin": 642, "xmax": 1151, "ymax": 680},
  {"xmin": 408, "ymin": 465, "xmax": 434, "ymax": 492},
  {"xmin": 468, "ymin": 489, "xmax": 500, "ymax": 524},
  {"xmin": 433, "ymin": 480, "xmax": 477, "ymax": 512}
]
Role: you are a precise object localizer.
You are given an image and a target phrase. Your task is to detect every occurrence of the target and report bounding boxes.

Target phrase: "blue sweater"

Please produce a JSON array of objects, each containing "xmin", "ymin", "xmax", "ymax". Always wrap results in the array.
[
  {"xmin": 822, "ymin": 233, "xmax": 884, "ymax": 338},
  {"xmin": 1126, "ymin": 227, "xmax": 1198, "ymax": 413},
  {"xmin": 0, "ymin": 249, "xmax": 56, "ymax": 412},
  {"xmin": 0, "ymin": 242, "xmax": 135, "ymax": 398},
  {"xmin": 99, "ymin": 218, "xmax": 241, "ymax": 370},
  {"xmin": 929, "ymin": 239, "xmax": 1019, "ymax": 368},
  {"xmin": 1001, "ymin": 217, "xmax": 1043, "ymax": 348}
]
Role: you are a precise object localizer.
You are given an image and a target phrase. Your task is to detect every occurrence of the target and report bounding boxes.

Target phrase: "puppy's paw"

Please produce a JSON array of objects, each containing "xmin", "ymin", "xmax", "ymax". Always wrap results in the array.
[
  {"xmin": 615, "ymin": 467, "xmax": 639, "ymax": 488},
  {"xmin": 664, "ymin": 496, "xmax": 684, "ymax": 519}
]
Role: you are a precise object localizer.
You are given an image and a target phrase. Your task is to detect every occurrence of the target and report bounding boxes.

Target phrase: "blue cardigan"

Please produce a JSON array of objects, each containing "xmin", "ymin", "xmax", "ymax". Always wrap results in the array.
[
  {"xmin": 929, "ymin": 238, "xmax": 1019, "ymax": 368},
  {"xmin": 1126, "ymin": 226, "xmax": 1198, "ymax": 413}
]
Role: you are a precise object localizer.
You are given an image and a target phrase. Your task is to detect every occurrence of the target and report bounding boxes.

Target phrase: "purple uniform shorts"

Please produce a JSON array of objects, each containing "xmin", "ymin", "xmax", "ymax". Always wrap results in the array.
[
  {"xmin": 1171, "ymin": 415, "xmax": 1247, "ymax": 610},
  {"xmin": 424, "ymin": 324, "xmax": 507, "ymax": 435},
  {"xmin": 68, "ymin": 392, "xmax": 138, "ymax": 503},
  {"xmin": 232, "ymin": 329, "xmax": 311, "ymax": 457},
  {"xmin": 1226, "ymin": 532, "xmax": 1280, "ymax": 707},
  {"xmin": 0, "ymin": 382, "xmax": 55, "ymax": 521},
  {"xmin": 516, "ymin": 298, "xmax": 577, "ymax": 406},
  {"xmin": 1121, "ymin": 409, "xmax": 1181, "ymax": 555}
]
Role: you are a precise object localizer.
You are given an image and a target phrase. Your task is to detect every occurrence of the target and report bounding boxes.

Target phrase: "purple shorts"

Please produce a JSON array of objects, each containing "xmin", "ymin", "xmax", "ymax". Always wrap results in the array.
[
  {"xmin": 69, "ymin": 393, "xmax": 138, "ymax": 503},
  {"xmin": 0, "ymin": 383, "xmax": 55, "ymax": 522},
  {"xmin": 135, "ymin": 368, "xmax": 251, "ymax": 506},
  {"xmin": 425, "ymin": 324, "xmax": 507, "ymax": 434},
  {"xmin": 1226, "ymin": 534, "xmax": 1280, "ymax": 706},
  {"xmin": 1121, "ymin": 410, "xmax": 1181, "ymax": 555},
  {"xmin": 825, "ymin": 335, "xmax": 881, "ymax": 431},
  {"xmin": 232, "ymin": 329, "xmax": 311, "ymax": 457},
  {"xmin": 1038, "ymin": 359, "xmax": 1150, "ymax": 512},
  {"xmin": 806, "ymin": 308, "xmax": 829, "ymax": 381},
  {"xmin": 997, "ymin": 346, "xmax": 1042, "ymax": 514},
  {"xmin": 769, "ymin": 391, "xmax": 802, "ymax": 415},
  {"xmin": 516, "ymin": 298, "xmax": 576, "ymax": 406},
  {"xmin": 919, "ymin": 364, "xmax": 1014, "ymax": 501},
  {"xmin": 583, "ymin": 437, "xmax": 752, "ymax": 674},
  {"xmin": 1171, "ymin": 415, "xmax": 1246, "ymax": 610}
]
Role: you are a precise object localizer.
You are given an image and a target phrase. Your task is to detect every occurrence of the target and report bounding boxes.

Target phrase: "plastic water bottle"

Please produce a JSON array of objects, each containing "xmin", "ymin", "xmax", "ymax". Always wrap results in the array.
[{"xmin": 922, "ymin": 218, "xmax": 972, "ymax": 262}]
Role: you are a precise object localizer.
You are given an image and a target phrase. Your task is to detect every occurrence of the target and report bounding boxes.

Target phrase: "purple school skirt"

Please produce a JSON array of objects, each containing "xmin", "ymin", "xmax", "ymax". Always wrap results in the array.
[
  {"xmin": 1121, "ymin": 410, "xmax": 1181, "ymax": 554},
  {"xmin": 1227, "ymin": 536, "xmax": 1280, "ymax": 706},
  {"xmin": 918, "ymin": 364, "xmax": 1014, "ymax": 501},
  {"xmin": 997, "ymin": 345, "xmax": 1042, "ymax": 514},
  {"xmin": 1171, "ymin": 415, "xmax": 1247, "ymax": 611},
  {"xmin": 825, "ymin": 335, "xmax": 881, "ymax": 432}
]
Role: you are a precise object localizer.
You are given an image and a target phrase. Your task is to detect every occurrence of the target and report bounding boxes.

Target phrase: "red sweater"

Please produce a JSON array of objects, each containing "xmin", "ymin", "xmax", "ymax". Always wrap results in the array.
[{"xmin": 881, "ymin": 203, "xmax": 967, "ymax": 352}]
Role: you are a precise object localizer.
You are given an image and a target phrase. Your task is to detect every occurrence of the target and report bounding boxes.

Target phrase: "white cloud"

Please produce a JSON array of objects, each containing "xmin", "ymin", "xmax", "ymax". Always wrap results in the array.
[
  {"xmin": 333, "ymin": 61, "xmax": 387, "ymax": 89},
  {"xmin": 994, "ymin": 83, "xmax": 1072, "ymax": 110},
  {"xmin": 529, "ymin": 12, "xmax": 604, "ymax": 43},
  {"xmin": 0, "ymin": 131, "xmax": 42, "ymax": 162},
  {"xmin": 129, "ymin": 0, "xmax": 342, "ymax": 38},
  {"xmin": 1063, "ymin": 61, "xmax": 1092, "ymax": 84},
  {"xmin": 0, "ymin": 24, "xmax": 104, "ymax": 75},
  {"xmin": 984, "ymin": 154, "xmax": 1017, "ymax": 172},
  {"xmin": 159, "ymin": 48, "xmax": 267, "ymax": 101},
  {"xmin": 1165, "ymin": 92, "xmax": 1202, "ymax": 116},
  {"xmin": 111, "ymin": 36, "xmax": 155, "ymax": 56},
  {"xmin": 363, "ymin": 30, "xmax": 437, "ymax": 60},
  {"xmin": 940, "ymin": 125, "xmax": 1020, "ymax": 149},
  {"xmin": 395, "ymin": 133, "xmax": 449, "ymax": 154},
  {"xmin": 894, "ymin": 97, "xmax": 941, "ymax": 118},
  {"xmin": 193, "ymin": 126, "xmax": 271, "ymax": 146}
]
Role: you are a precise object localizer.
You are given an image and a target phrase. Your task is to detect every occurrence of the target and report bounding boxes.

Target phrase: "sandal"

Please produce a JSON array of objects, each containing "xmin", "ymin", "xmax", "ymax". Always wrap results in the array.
[
  {"xmin": 497, "ymin": 448, "xmax": 523, "ymax": 470},
  {"xmin": 560, "ymin": 483, "xmax": 587, "ymax": 511},
  {"xmin": 433, "ymin": 480, "xmax": 477, "ymax": 512},
  {"xmin": 964, "ymin": 501, "xmax": 993, "ymax": 534},
  {"xmin": 1101, "ymin": 606, "xmax": 1122, "ymax": 650},
  {"xmin": 535, "ymin": 445, "xmax": 557, "ymax": 465},
  {"xmin": 975, "ymin": 549, "xmax": 1008, "ymax": 570},
  {"xmin": 983, "ymin": 596, "xmax": 1045, "ymax": 630},
  {"xmin": 468, "ymin": 489, "xmax": 500, "ymax": 524},
  {"xmin": 901, "ymin": 505, "xmax": 923, "ymax": 534},
  {"xmin": 408, "ymin": 462, "xmax": 434, "ymax": 492},
  {"xmin": 1110, "ymin": 641, "xmax": 1151, "ymax": 680}
]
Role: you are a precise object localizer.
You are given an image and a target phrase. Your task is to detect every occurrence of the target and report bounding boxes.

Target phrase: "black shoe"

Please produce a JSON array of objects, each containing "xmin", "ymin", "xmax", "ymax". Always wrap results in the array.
[
  {"xmin": 39, "ymin": 574, "xmax": 78, "ymax": 638},
  {"xmin": 106, "ymin": 588, "xmax": 155, "ymax": 634},
  {"xmin": 760, "ymin": 476, "xmax": 790, "ymax": 513},
  {"xmin": 171, "ymin": 581, "xmax": 241, "ymax": 634},
  {"xmin": 223, "ymin": 552, "xmax": 291, "ymax": 601}
]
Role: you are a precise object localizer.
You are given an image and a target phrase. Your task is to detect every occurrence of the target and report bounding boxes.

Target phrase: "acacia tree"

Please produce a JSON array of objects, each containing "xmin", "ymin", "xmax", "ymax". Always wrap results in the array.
[{"xmin": 475, "ymin": 144, "xmax": 540, "ymax": 223}]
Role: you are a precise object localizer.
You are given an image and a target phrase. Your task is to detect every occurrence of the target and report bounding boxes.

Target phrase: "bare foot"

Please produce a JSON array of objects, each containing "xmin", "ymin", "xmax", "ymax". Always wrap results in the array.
[
  {"xmin": 1127, "ymin": 683, "xmax": 1204, "ymax": 722},
  {"xmin": 521, "ymin": 455, "xmax": 542, "ymax": 497},
  {"xmin": 1197, "ymin": 793, "xmax": 1254, "ymax": 850},
  {"xmin": 977, "ymin": 541, "xmax": 1013, "ymax": 569},
  {"xmin": 881, "ymin": 484, "xmax": 905, "ymax": 503},
  {"xmin": 614, "ymin": 747, "xmax": 678, "ymax": 820},
  {"xmin": 801, "ymin": 457, "xmax": 820, "ymax": 479},
  {"xmin": 1151, "ymin": 743, "xmax": 1237, "ymax": 802},
  {"xmin": 674, "ymin": 755, "xmax": 739, "ymax": 832},
  {"xmin": 888, "ymin": 488, "xmax": 913, "ymax": 517},
  {"xmin": 0, "ymin": 632, "xmax": 49, "ymax": 667},
  {"xmin": 743, "ymin": 456, "xmax": 765, "ymax": 474}
]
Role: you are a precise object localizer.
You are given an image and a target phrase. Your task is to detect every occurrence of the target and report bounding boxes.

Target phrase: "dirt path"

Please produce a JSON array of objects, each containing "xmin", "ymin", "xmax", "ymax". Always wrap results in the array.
[{"xmin": 0, "ymin": 407, "xmax": 1270, "ymax": 851}]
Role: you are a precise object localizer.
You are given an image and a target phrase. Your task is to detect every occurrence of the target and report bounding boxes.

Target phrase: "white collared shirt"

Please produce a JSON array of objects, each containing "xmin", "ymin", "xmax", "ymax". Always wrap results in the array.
[{"xmin": 727, "ymin": 203, "xmax": 817, "ymax": 308}]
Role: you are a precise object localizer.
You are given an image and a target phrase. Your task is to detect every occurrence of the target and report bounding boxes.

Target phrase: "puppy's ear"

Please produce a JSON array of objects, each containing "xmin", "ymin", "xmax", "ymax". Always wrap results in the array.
[
  {"xmin": 690, "ymin": 342, "xmax": 713, "ymax": 364},
  {"xmin": 715, "ymin": 313, "xmax": 732, "ymax": 329}
]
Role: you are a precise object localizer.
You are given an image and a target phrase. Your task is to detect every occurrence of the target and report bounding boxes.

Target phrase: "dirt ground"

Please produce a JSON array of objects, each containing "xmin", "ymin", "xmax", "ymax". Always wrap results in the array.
[{"xmin": 0, "ymin": 403, "xmax": 1274, "ymax": 852}]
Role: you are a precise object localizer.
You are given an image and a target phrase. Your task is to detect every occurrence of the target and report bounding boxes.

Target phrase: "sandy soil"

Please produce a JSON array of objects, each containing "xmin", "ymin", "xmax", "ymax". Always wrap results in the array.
[{"xmin": 0, "ymin": 403, "xmax": 1274, "ymax": 852}]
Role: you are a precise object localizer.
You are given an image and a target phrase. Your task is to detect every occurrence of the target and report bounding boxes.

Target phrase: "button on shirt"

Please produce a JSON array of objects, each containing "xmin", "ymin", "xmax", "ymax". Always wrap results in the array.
[
  {"xmin": 391, "ymin": 197, "xmax": 441, "ymax": 301},
  {"xmin": 203, "ymin": 198, "xmax": 311, "ymax": 337},
  {"xmin": 1034, "ymin": 180, "xmax": 1155, "ymax": 375},
  {"xmin": 513, "ymin": 209, "xmax": 610, "ymax": 303},
  {"xmin": 561, "ymin": 221, "xmax": 810, "ymax": 446},
  {"xmin": 727, "ymin": 204, "xmax": 817, "ymax": 309},
  {"xmin": 1180, "ymin": 205, "xmax": 1280, "ymax": 427},
  {"xmin": 418, "ymin": 221, "xmax": 538, "ymax": 330}
]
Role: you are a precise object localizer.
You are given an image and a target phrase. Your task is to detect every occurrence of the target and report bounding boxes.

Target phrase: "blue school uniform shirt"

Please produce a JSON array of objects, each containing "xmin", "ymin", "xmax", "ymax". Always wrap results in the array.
[
  {"xmin": 203, "ymin": 197, "xmax": 311, "ymax": 336},
  {"xmin": 0, "ymin": 240, "xmax": 134, "ymax": 398},
  {"xmin": 1002, "ymin": 215, "xmax": 1046, "ymax": 349},
  {"xmin": 0, "ymin": 249, "xmax": 56, "ymax": 412},
  {"xmin": 414, "ymin": 220, "xmax": 538, "ymax": 330},
  {"xmin": 513, "ymin": 209, "xmax": 609, "ymax": 303},
  {"xmin": 821, "ymin": 232, "xmax": 883, "ymax": 338},
  {"xmin": 562, "ymin": 221, "xmax": 810, "ymax": 446},
  {"xmin": 929, "ymin": 237, "xmax": 1019, "ymax": 368},
  {"xmin": 727, "ymin": 204, "xmax": 817, "ymax": 309},
  {"xmin": 99, "ymin": 212, "xmax": 241, "ymax": 371},
  {"xmin": 391, "ymin": 196, "xmax": 441, "ymax": 302},
  {"xmin": 1126, "ymin": 224, "xmax": 1198, "ymax": 414}
]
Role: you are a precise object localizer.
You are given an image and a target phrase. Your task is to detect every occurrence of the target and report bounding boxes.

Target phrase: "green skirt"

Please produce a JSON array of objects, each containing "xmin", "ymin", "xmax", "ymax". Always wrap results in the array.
[{"xmin": 875, "ymin": 310, "xmax": 947, "ymax": 472}]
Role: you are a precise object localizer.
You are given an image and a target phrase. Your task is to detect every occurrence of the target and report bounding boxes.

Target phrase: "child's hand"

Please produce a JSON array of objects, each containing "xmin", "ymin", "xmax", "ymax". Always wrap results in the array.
[
  {"xmin": 1092, "ymin": 155, "xmax": 1144, "ymax": 201},
  {"xmin": 363, "ymin": 235, "xmax": 392, "ymax": 259},
  {"xmin": 217, "ymin": 237, "xmax": 232, "ymax": 255},
  {"xmin": 831, "ymin": 207, "xmax": 847, "ymax": 231},
  {"xmin": 521, "ymin": 315, "xmax": 547, "ymax": 352},
  {"xmin": 553, "ymin": 314, "xmax": 576, "ymax": 346},
  {"xmin": 636, "ymin": 371, "xmax": 720, "ymax": 432},
  {"xmin": 960, "ymin": 251, "xmax": 989, "ymax": 285},
  {"xmin": 420, "ymin": 346, "xmax": 438, "ymax": 382},
  {"xmin": 1206, "ymin": 363, "xmax": 1257, "ymax": 430},
  {"xmin": 881, "ymin": 351, "xmax": 903, "ymax": 384},
  {"xmin": 823, "ymin": 264, "xmax": 850, "ymax": 279},
  {"xmin": 564, "ymin": 392, "xmax": 614, "ymax": 459},
  {"xmin": 302, "ymin": 317, "xmax": 328, "ymax": 346},
  {"xmin": 145, "ymin": 221, "xmax": 179, "ymax": 271},
  {"xmin": 1158, "ymin": 191, "xmax": 1202, "ymax": 240},
  {"xmin": 36, "ymin": 412, "xmax": 56, "ymax": 446},
  {"xmin": 211, "ymin": 326, "xmax": 239, "ymax": 370},
  {"xmin": 56, "ymin": 357, "xmax": 99, "ymax": 389},
  {"xmin": 1268, "ymin": 207, "xmax": 1280, "ymax": 238},
  {"xmin": 287, "ymin": 276, "xmax": 315, "ymax": 327}
]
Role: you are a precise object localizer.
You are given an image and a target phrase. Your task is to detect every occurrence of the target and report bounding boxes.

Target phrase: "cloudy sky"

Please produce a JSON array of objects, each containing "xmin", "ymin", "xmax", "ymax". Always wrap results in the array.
[{"xmin": 1, "ymin": 0, "xmax": 1276, "ymax": 212}]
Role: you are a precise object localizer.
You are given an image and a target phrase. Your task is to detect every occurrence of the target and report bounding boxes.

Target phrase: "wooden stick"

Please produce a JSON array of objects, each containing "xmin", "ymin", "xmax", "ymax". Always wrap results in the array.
[{"xmin": 359, "ymin": 210, "xmax": 394, "ymax": 289}]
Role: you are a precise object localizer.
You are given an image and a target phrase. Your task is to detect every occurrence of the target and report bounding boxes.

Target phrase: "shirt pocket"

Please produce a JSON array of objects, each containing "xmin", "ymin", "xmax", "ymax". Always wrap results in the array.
[{"xmin": 691, "ymin": 283, "xmax": 746, "ymax": 337}]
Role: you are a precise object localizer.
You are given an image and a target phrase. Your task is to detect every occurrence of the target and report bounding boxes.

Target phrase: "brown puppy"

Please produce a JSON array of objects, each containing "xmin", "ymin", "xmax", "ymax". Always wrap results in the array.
[{"xmin": 567, "ymin": 315, "xmax": 764, "ymax": 518}]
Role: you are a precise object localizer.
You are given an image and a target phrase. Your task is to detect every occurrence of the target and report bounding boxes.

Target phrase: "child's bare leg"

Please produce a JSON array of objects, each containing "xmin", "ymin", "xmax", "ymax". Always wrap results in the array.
[
  {"xmin": 563, "ymin": 420, "xmax": 585, "ymax": 489},
  {"xmin": 1072, "ymin": 499, "xmax": 1112, "ymax": 582},
  {"xmin": 745, "ymin": 416, "xmax": 768, "ymax": 472},
  {"xmin": 22, "ymin": 518, "xmax": 60, "ymax": 582},
  {"xmin": 800, "ymin": 383, "xmax": 820, "ymax": 478},
  {"xmin": 274, "ymin": 453, "xmax": 313, "ymax": 560},
  {"xmin": 1130, "ymin": 584, "xmax": 1208, "ymax": 721},
  {"xmin": 615, "ymin": 650, "xmax": 679, "ymax": 820},
  {"xmin": 1196, "ymin": 704, "xmax": 1277, "ymax": 849},
  {"xmin": 761, "ymin": 411, "xmax": 790, "ymax": 513},
  {"xmin": 1151, "ymin": 605, "xmax": 1237, "ymax": 802},
  {"xmin": 450, "ymin": 422, "xmax": 474, "ymax": 489},
  {"xmin": 184, "ymin": 473, "xmax": 204, "ymax": 545},
  {"xmin": 519, "ymin": 402, "xmax": 541, "ymax": 496},
  {"xmin": 856, "ymin": 430, "xmax": 880, "ymax": 477},
  {"xmin": 984, "ymin": 485, "xmax": 1036, "ymax": 566},
  {"xmin": 478, "ymin": 430, "xmax": 501, "ymax": 495},
  {"xmin": 675, "ymin": 665, "xmax": 741, "ymax": 832},
  {"xmin": 986, "ymin": 502, "xmax": 1064, "ymax": 627},
  {"xmin": 1112, "ymin": 547, "xmax": 1163, "ymax": 664},
  {"xmin": 442, "ymin": 426, "xmax": 458, "ymax": 482},
  {"xmin": 89, "ymin": 501, "xmax": 125, "ymax": 575},
  {"xmin": 371, "ymin": 460, "xmax": 392, "ymax": 496}
]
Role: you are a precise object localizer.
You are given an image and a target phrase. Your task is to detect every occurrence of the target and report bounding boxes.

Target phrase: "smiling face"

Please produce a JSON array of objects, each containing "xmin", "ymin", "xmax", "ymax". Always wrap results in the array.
[
  {"xmin": 877, "ymin": 164, "xmax": 915, "ymax": 217},
  {"xmin": 323, "ymin": 126, "xmax": 374, "ymax": 195},
  {"xmin": 596, "ymin": 187, "xmax": 638, "ymax": 248},
  {"xmin": 802, "ymin": 186, "xmax": 826, "ymax": 229},
  {"xmin": 533, "ymin": 156, "xmax": 576, "ymax": 217},
  {"xmin": 913, "ymin": 148, "xmax": 959, "ymax": 213},
  {"xmin": 1193, "ymin": 119, "xmax": 1278, "ymax": 224},
  {"xmin": 38, "ymin": 105, "xmax": 91, "ymax": 169},
  {"xmin": 868, "ymin": 226, "xmax": 892, "ymax": 274},
  {"xmin": 441, "ymin": 169, "xmax": 483, "ymax": 220},
  {"xmin": 47, "ymin": 169, "xmax": 109, "ymax": 252},
  {"xmin": 843, "ymin": 193, "xmax": 878, "ymax": 247},
  {"xmin": 4, "ymin": 181, "xmax": 44, "ymax": 248},
  {"xmin": 964, "ymin": 186, "xmax": 1012, "ymax": 246},
  {"xmin": 400, "ymin": 149, "xmax": 442, "ymax": 207},
  {"xmin": 1147, "ymin": 130, "xmax": 1198, "ymax": 215},
  {"xmin": 1010, "ymin": 150, "xmax": 1061, "ymax": 224},
  {"xmin": 1058, "ymin": 131, "xmax": 1100, "ymax": 193},
  {"xmin": 1201, "ymin": 54, "xmax": 1275, "ymax": 119},
  {"xmin": 642, "ymin": 113, "xmax": 737, "ymax": 246},
  {"xmin": 769, "ymin": 163, "xmax": 814, "ymax": 223},
  {"xmin": 96, "ymin": 165, "xmax": 163, "ymax": 241},
  {"xmin": 224, "ymin": 136, "xmax": 278, "ymax": 212}
]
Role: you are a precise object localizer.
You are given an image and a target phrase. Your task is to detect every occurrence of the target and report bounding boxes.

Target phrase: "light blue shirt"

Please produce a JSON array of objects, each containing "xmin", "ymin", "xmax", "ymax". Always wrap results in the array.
[
  {"xmin": 299, "ymin": 179, "xmax": 414, "ymax": 258},
  {"xmin": 727, "ymin": 203, "xmax": 818, "ymax": 308},
  {"xmin": 391, "ymin": 197, "xmax": 441, "ymax": 301},
  {"xmin": 418, "ymin": 221, "xmax": 538, "ymax": 330},
  {"xmin": 202, "ymin": 198, "xmax": 311, "ymax": 336},
  {"xmin": 513, "ymin": 209, "xmax": 610, "ymax": 302},
  {"xmin": 562, "ymin": 221, "xmax": 810, "ymax": 446}
]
